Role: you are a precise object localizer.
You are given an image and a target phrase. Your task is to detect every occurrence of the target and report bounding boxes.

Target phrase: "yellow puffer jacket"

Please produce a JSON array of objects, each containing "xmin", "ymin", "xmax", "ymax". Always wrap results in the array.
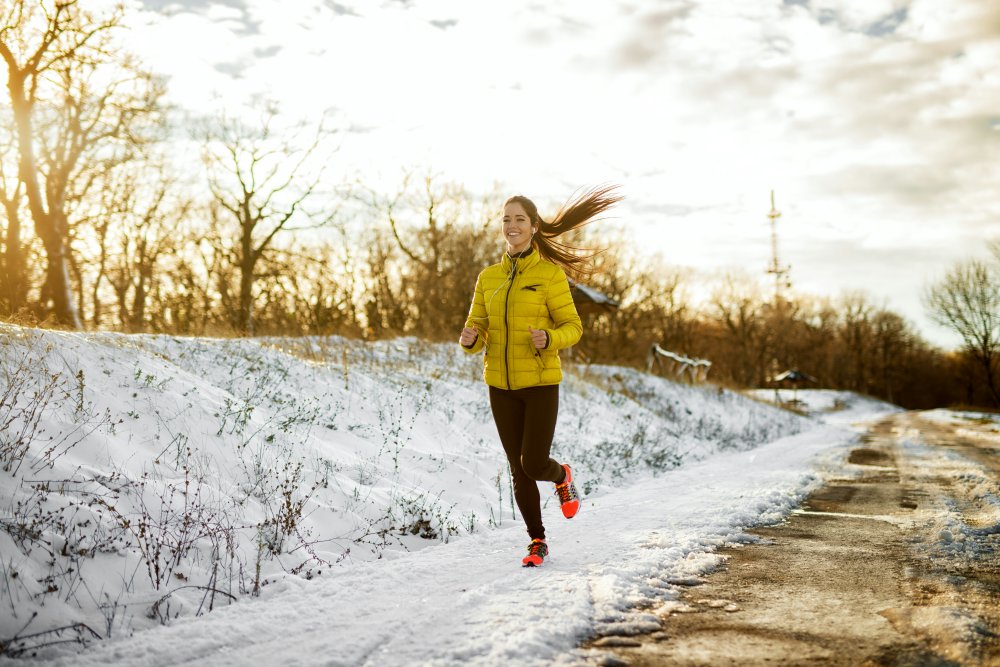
[{"xmin": 462, "ymin": 248, "xmax": 582, "ymax": 390}]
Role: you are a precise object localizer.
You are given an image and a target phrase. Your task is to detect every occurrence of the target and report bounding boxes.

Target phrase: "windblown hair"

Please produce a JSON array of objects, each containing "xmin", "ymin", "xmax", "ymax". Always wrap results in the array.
[{"xmin": 506, "ymin": 184, "xmax": 623, "ymax": 283}]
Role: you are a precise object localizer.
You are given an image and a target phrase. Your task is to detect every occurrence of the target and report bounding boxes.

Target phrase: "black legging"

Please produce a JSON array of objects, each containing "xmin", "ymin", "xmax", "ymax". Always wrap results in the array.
[{"xmin": 488, "ymin": 384, "xmax": 565, "ymax": 540}]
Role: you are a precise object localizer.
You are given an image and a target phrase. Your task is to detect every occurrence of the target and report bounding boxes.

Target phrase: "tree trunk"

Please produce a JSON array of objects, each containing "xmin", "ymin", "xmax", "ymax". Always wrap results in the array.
[
  {"xmin": 9, "ymin": 70, "xmax": 81, "ymax": 328},
  {"xmin": 37, "ymin": 220, "xmax": 81, "ymax": 328},
  {"xmin": 239, "ymin": 224, "xmax": 255, "ymax": 336},
  {"xmin": 982, "ymin": 350, "xmax": 1000, "ymax": 407},
  {"xmin": 2, "ymin": 195, "xmax": 27, "ymax": 313},
  {"xmin": 130, "ymin": 266, "xmax": 150, "ymax": 333}
]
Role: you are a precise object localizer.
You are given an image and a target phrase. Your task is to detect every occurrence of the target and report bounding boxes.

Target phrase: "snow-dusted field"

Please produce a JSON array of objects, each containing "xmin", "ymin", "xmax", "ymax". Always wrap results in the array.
[{"xmin": 1, "ymin": 326, "xmax": 899, "ymax": 664}]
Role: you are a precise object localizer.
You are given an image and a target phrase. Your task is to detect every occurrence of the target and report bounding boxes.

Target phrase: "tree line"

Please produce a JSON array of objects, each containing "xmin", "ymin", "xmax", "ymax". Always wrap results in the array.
[
  {"xmin": 1, "ymin": 1, "xmax": 997, "ymax": 410},
  {"xmin": 577, "ymin": 255, "xmax": 969, "ymax": 409}
]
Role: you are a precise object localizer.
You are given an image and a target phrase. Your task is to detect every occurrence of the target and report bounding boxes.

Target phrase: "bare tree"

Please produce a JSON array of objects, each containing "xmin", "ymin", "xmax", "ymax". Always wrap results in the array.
[
  {"xmin": 361, "ymin": 228, "xmax": 408, "ymax": 337},
  {"xmin": 870, "ymin": 309, "xmax": 910, "ymax": 404},
  {"xmin": 150, "ymin": 215, "xmax": 232, "ymax": 336},
  {"xmin": 362, "ymin": 171, "xmax": 496, "ymax": 338},
  {"xmin": 54, "ymin": 58, "xmax": 165, "ymax": 324},
  {"xmin": 790, "ymin": 296, "xmax": 839, "ymax": 388},
  {"xmin": 0, "ymin": 0, "xmax": 118, "ymax": 327},
  {"xmin": 574, "ymin": 230, "xmax": 693, "ymax": 367},
  {"xmin": 837, "ymin": 292, "xmax": 877, "ymax": 393},
  {"xmin": 0, "ymin": 113, "xmax": 28, "ymax": 314},
  {"xmin": 0, "ymin": 0, "xmax": 164, "ymax": 328},
  {"xmin": 925, "ymin": 257, "xmax": 1000, "ymax": 406},
  {"xmin": 102, "ymin": 160, "xmax": 190, "ymax": 331},
  {"xmin": 248, "ymin": 237, "xmax": 362, "ymax": 336},
  {"xmin": 711, "ymin": 272, "xmax": 770, "ymax": 386},
  {"xmin": 760, "ymin": 296, "xmax": 804, "ymax": 384},
  {"xmin": 204, "ymin": 105, "xmax": 338, "ymax": 336}
]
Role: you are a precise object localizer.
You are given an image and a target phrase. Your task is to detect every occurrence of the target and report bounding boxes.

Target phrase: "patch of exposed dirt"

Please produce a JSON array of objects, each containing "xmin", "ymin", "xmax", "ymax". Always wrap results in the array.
[{"xmin": 582, "ymin": 413, "xmax": 1000, "ymax": 666}]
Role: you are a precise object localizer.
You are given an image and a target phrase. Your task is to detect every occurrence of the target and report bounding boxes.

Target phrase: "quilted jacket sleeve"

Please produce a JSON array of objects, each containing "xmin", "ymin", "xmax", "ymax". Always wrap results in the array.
[
  {"xmin": 544, "ymin": 267, "xmax": 583, "ymax": 351},
  {"xmin": 461, "ymin": 272, "xmax": 488, "ymax": 354}
]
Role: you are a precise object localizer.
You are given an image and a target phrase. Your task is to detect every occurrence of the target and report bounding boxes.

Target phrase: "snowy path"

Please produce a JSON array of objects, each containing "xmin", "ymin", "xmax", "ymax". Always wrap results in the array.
[{"xmin": 26, "ymin": 423, "xmax": 853, "ymax": 667}]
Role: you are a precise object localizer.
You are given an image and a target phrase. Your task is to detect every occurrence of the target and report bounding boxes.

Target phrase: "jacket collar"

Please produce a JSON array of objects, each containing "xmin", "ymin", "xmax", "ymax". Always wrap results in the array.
[{"xmin": 501, "ymin": 245, "xmax": 540, "ymax": 273}]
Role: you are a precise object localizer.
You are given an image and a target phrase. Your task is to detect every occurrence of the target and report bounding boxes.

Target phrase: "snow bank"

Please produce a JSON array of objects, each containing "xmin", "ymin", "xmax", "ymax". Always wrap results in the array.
[
  {"xmin": 919, "ymin": 408, "xmax": 1000, "ymax": 440},
  {"xmin": 745, "ymin": 388, "xmax": 901, "ymax": 426}
]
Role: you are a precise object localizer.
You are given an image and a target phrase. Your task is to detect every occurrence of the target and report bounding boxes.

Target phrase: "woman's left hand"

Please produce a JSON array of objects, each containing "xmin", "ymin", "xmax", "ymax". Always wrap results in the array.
[
  {"xmin": 459, "ymin": 327, "xmax": 479, "ymax": 346},
  {"xmin": 528, "ymin": 327, "xmax": 548, "ymax": 349}
]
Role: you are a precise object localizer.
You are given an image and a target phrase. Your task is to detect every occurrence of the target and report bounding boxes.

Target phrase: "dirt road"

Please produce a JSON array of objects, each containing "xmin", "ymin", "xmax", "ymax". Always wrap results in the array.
[{"xmin": 583, "ymin": 411, "xmax": 1000, "ymax": 666}]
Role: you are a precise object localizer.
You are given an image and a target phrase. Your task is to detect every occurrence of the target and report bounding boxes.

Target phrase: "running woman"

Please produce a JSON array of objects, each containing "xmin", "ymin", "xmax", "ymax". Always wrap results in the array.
[{"xmin": 459, "ymin": 185, "xmax": 622, "ymax": 566}]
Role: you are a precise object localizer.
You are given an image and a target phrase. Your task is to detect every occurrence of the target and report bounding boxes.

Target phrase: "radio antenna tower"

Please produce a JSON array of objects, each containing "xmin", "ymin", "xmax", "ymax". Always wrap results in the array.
[{"xmin": 766, "ymin": 190, "xmax": 791, "ymax": 302}]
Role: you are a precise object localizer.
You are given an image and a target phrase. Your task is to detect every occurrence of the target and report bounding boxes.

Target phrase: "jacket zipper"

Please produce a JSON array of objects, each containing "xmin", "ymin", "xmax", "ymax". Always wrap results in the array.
[{"xmin": 503, "ymin": 260, "xmax": 517, "ymax": 389}]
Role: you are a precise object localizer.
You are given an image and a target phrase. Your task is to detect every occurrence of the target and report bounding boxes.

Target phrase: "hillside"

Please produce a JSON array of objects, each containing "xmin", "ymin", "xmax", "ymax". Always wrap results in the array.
[{"xmin": 0, "ymin": 326, "xmax": 891, "ymax": 662}]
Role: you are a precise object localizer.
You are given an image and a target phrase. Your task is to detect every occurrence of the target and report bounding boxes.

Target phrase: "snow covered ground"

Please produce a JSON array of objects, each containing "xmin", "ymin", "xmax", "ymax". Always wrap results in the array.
[
  {"xmin": 0, "ymin": 326, "xmax": 900, "ymax": 665},
  {"xmin": 745, "ymin": 387, "xmax": 903, "ymax": 425},
  {"xmin": 918, "ymin": 407, "xmax": 1000, "ymax": 434}
]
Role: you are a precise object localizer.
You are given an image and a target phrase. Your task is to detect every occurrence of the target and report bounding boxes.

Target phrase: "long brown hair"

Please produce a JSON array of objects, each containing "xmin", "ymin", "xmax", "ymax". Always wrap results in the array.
[{"xmin": 505, "ymin": 184, "xmax": 623, "ymax": 283}]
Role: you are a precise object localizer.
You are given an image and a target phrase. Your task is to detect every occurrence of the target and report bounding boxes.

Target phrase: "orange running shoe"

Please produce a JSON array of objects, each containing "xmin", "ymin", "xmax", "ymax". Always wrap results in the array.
[
  {"xmin": 555, "ymin": 464, "xmax": 580, "ymax": 519},
  {"xmin": 522, "ymin": 538, "xmax": 548, "ymax": 567}
]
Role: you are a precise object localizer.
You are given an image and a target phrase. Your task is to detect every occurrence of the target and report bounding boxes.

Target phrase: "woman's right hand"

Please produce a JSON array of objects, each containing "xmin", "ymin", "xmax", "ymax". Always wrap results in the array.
[{"xmin": 459, "ymin": 327, "xmax": 479, "ymax": 346}]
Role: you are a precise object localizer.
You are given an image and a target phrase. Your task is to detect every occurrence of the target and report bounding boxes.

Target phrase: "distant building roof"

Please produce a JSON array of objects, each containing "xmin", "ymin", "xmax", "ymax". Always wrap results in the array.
[{"xmin": 571, "ymin": 283, "xmax": 620, "ymax": 311}]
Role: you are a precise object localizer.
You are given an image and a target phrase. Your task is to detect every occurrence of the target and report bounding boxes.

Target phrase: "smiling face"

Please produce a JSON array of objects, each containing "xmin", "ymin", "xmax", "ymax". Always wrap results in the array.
[{"xmin": 502, "ymin": 201, "xmax": 536, "ymax": 254}]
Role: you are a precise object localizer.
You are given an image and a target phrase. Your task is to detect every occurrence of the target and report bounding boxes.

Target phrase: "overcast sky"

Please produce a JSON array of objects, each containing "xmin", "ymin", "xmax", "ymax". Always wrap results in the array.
[{"xmin": 125, "ymin": 0, "xmax": 1000, "ymax": 348}]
